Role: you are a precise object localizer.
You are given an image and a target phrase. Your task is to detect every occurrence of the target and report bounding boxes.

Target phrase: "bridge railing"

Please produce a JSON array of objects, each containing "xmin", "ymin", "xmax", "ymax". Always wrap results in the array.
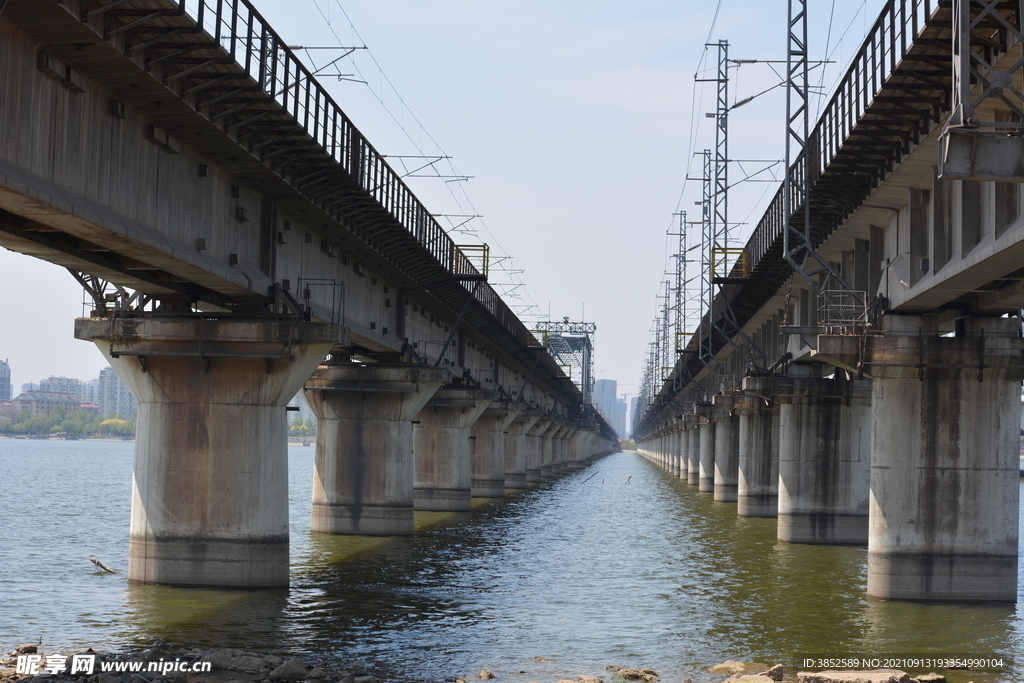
[
  {"xmin": 156, "ymin": 0, "xmax": 534, "ymax": 350},
  {"xmin": 745, "ymin": 0, "xmax": 936, "ymax": 270}
]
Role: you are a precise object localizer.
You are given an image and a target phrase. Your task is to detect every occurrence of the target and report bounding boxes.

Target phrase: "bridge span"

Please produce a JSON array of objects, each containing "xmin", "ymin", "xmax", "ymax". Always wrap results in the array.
[
  {"xmin": 636, "ymin": 0, "xmax": 1024, "ymax": 603},
  {"xmin": 0, "ymin": 0, "xmax": 616, "ymax": 587}
]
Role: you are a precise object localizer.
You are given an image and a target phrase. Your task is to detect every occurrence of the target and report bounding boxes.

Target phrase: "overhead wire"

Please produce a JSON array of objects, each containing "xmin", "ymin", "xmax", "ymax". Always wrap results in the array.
[{"xmin": 307, "ymin": 0, "xmax": 544, "ymax": 319}]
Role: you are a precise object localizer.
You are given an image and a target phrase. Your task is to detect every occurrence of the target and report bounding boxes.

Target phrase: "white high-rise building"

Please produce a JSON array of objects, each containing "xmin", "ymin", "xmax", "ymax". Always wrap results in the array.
[
  {"xmin": 0, "ymin": 359, "xmax": 10, "ymax": 401},
  {"xmin": 98, "ymin": 367, "xmax": 136, "ymax": 420},
  {"xmin": 40, "ymin": 376, "xmax": 83, "ymax": 400}
]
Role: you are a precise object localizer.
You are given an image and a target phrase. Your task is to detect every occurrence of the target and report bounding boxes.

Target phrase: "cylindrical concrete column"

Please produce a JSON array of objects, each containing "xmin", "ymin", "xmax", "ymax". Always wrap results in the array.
[
  {"xmin": 694, "ymin": 406, "xmax": 715, "ymax": 493},
  {"xmin": 541, "ymin": 423, "xmax": 565, "ymax": 477},
  {"xmin": 676, "ymin": 424, "xmax": 689, "ymax": 480},
  {"xmin": 710, "ymin": 395, "xmax": 741, "ymax": 503},
  {"xmin": 684, "ymin": 415, "xmax": 700, "ymax": 485},
  {"xmin": 305, "ymin": 363, "xmax": 448, "ymax": 536},
  {"xmin": 525, "ymin": 418, "xmax": 551, "ymax": 482},
  {"xmin": 735, "ymin": 394, "xmax": 779, "ymax": 518},
  {"xmin": 471, "ymin": 401, "xmax": 522, "ymax": 497},
  {"xmin": 746, "ymin": 373, "xmax": 871, "ymax": 545},
  {"xmin": 818, "ymin": 315, "xmax": 1024, "ymax": 601},
  {"xmin": 76, "ymin": 317, "xmax": 339, "ymax": 587},
  {"xmin": 414, "ymin": 387, "xmax": 493, "ymax": 511},
  {"xmin": 504, "ymin": 413, "xmax": 540, "ymax": 487},
  {"xmin": 551, "ymin": 425, "xmax": 569, "ymax": 474}
]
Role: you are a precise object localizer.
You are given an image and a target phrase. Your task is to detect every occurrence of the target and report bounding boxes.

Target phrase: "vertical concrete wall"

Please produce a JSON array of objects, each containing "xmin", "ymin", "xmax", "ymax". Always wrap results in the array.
[
  {"xmin": 414, "ymin": 389, "xmax": 492, "ymax": 511},
  {"xmin": 737, "ymin": 402, "xmax": 779, "ymax": 518}
]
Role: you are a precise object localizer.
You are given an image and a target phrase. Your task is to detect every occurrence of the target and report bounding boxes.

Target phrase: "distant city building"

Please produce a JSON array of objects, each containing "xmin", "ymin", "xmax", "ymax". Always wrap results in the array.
[
  {"xmin": 39, "ymin": 376, "xmax": 83, "ymax": 400},
  {"xmin": 629, "ymin": 396, "xmax": 640, "ymax": 437},
  {"xmin": 98, "ymin": 367, "xmax": 136, "ymax": 420},
  {"xmin": 81, "ymin": 378, "xmax": 99, "ymax": 406},
  {"xmin": 11, "ymin": 391, "xmax": 80, "ymax": 417},
  {"xmin": 288, "ymin": 391, "xmax": 315, "ymax": 424},
  {"xmin": 0, "ymin": 359, "xmax": 10, "ymax": 401},
  {"xmin": 593, "ymin": 379, "xmax": 619, "ymax": 435},
  {"xmin": 613, "ymin": 397, "xmax": 628, "ymax": 438},
  {"xmin": 21, "ymin": 382, "xmax": 39, "ymax": 393}
]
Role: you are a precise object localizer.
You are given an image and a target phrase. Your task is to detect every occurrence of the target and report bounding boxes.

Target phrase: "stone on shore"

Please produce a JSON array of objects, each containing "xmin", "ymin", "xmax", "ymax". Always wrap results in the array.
[
  {"xmin": 760, "ymin": 665, "xmax": 783, "ymax": 682},
  {"xmin": 797, "ymin": 671, "xmax": 910, "ymax": 683},
  {"xmin": 532, "ymin": 657, "xmax": 556, "ymax": 663},
  {"xmin": 604, "ymin": 666, "xmax": 620, "ymax": 672},
  {"xmin": 477, "ymin": 671, "xmax": 495, "ymax": 680},
  {"xmin": 710, "ymin": 662, "xmax": 771, "ymax": 676},
  {"xmin": 616, "ymin": 668, "xmax": 658, "ymax": 682},
  {"xmin": 578, "ymin": 676, "xmax": 603, "ymax": 683},
  {"xmin": 910, "ymin": 675, "xmax": 945, "ymax": 683},
  {"xmin": 269, "ymin": 658, "xmax": 309, "ymax": 680},
  {"xmin": 728, "ymin": 676, "xmax": 774, "ymax": 683}
]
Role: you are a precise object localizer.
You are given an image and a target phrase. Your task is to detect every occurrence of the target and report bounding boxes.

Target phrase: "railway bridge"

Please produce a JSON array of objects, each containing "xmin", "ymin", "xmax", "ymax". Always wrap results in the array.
[
  {"xmin": 636, "ymin": 0, "xmax": 1024, "ymax": 602},
  {"xmin": 0, "ymin": 0, "xmax": 615, "ymax": 587}
]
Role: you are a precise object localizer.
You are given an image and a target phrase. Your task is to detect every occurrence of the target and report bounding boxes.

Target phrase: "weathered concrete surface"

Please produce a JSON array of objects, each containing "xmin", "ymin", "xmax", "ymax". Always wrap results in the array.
[
  {"xmin": 819, "ymin": 315, "xmax": 1024, "ymax": 601},
  {"xmin": 711, "ymin": 395, "xmax": 742, "ymax": 503},
  {"xmin": 735, "ymin": 395, "xmax": 779, "ymax": 518},
  {"xmin": 695, "ymin": 406, "xmax": 716, "ymax": 493},
  {"xmin": 304, "ymin": 363, "xmax": 448, "ymax": 535},
  {"xmin": 414, "ymin": 387, "xmax": 493, "ymax": 511},
  {"xmin": 685, "ymin": 415, "xmax": 701, "ymax": 485},
  {"xmin": 471, "ymin": 401, "xmax": 522, "ymax": 497},
  {"xmin": 76, "ymin": 317, "xmax": 339, "ymax": 587},
  {"xmin": 745, "ymin": 374, "xmax": 871, "ymax": 545},
  {"xmin": 504, "ymin": 412, "xmax": 540, "ymax": 488},
  {"xmin": 525, "ymin": 419, "xmax": 551, "ymax": 482}
]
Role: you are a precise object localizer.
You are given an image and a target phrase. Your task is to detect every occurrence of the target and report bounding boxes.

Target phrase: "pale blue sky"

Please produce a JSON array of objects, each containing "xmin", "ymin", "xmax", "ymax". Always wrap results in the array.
[{"xmin": 1, "ymin": 0, "xmax": 886, "ymax": 397}]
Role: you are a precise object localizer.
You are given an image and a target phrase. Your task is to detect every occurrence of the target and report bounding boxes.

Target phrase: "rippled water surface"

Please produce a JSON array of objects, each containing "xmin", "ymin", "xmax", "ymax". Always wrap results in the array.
[{"xmin": 3, "ymin": 439, "xmax": 1023, "ymax": 682}]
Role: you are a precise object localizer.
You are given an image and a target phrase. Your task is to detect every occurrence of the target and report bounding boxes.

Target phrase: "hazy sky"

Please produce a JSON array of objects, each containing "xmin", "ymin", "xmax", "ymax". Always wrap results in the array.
[{"xmin": 0, "ymin": 0, "xmax": 885, "ymax": 398}]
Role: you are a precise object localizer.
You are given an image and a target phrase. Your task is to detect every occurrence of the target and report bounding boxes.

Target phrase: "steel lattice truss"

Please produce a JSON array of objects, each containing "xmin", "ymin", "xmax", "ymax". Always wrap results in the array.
[{"xmin": 531, "ymin": 320, "xmax": 596, "ymax": 404}]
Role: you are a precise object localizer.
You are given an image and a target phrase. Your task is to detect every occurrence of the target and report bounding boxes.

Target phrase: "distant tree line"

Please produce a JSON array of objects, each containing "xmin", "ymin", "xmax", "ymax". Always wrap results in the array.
[
  {"xmin": 0, "ymin": 406, "xmax": 136, "ymax": 437},
  {"xmin": 289, "ymin": 415, "xmax": 316, "ymax": 438}
]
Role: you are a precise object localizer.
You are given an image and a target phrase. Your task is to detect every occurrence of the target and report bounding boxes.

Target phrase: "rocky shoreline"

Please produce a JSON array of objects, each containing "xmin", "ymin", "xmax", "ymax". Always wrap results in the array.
[{"xmin": 0, "ymin": 645, "xmax": 962, "ymax": 683}]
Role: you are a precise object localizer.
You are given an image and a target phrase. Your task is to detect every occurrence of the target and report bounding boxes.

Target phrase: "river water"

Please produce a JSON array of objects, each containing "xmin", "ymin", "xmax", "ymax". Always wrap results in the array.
[{"xmin": 2, "ymin": 439, "xmax": 1022, "ymax": 682}]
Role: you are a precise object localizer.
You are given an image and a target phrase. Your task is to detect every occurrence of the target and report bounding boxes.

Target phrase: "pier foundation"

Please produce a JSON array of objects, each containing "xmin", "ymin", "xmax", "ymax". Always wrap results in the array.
[
  {"xmin": 504, "ymin": 412, "xmax": 539, "ymax": 488},
  {"xmin": 76, "ymin": 317, "xmax": 339, "ymax": 587},
  {"xmin": 746, "ymin": 372, "xmax": 871, "ymax": 545},
  {"xmin": 414, "ymin": 387, "xmax": 493, "ymax": 511},
  {"xmin": 734, "ymin": 394, "xmax": 778, "ymax": 518},
  {"xmin": 819, "ymin": 315, "xmax": 1024, "ymax": 601},
  {"xmin": 471, "ymin": 401, "xmax": 522, "ymax": 497},
  {"xmin": 305, "ymin": 362, "xmax": 448, "ymax": 536},
  {"xmin": 711, "ymin": 395, "xmax": 741, "ymax": 503}
]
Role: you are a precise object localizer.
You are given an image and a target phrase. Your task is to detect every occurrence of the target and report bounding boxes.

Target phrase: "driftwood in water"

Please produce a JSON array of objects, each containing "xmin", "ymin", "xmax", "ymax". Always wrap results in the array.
[{"xmin": 90, "ymin": 557, "xmax": 116, "ymax": 573}]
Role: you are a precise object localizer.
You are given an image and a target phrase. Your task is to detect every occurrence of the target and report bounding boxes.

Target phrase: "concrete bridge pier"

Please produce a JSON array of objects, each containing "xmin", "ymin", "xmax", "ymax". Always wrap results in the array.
[
  {"xmin": 541, "ymin": 423, "xmax": 565, "ymax": 477},
  {"xmin": 745, "ymin": 372, "xmax": 871, "ymax": 545},
  {"xmin": 710, "ymin": 395, "xmax": 741, "ymax": 503},
  {"xmin": 305, "ymin": 362, "xmax": 449, "ymax": 536},
  {"xmin": 504, "ymin": 412, "xmax": 540, "ymax": 488},
  {"xmin": 685, "ymin": 415, "xmax": 701, "ymax": 485},
  {"xmin": 819, "ymin": 315, "xmax": 1024, "ymax": 601},
  {"xmin": 566, "ymin": 429, "xmax": 589, "ymax": 470},
  {"xmin": 525, "ymin": 418, "xmax": 551, "ymax": 482},
  {"xmin": 676, "ymin": 423, "xmax": 689, "ymax": 480},
  {"xmin": 694, "ymin": 405, "xmax": 716, "ymax": 493},
  {"xmin": 471, "ymin": 401, "xmax": 522, "ymax": 497},
  {"xmin": 75, "ymin": 317, "xmax": 340, "ymax": 587},
  {"xmin": 734, "ymin": 394, "xmax": 779, "ymax": 518},
  {"xmin": 551, "ymin": 426, "xmax": 569, "ymax": 474},
  {"xmin": 414, "ymin": 387, "xmax": 494, "ymax": 511}
]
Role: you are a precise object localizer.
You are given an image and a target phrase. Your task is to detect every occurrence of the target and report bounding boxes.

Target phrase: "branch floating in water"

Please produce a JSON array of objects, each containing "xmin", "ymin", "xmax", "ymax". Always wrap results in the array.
[{"xmin": 90, "ymin": 557, "xmax": 116, "ymax": 573}]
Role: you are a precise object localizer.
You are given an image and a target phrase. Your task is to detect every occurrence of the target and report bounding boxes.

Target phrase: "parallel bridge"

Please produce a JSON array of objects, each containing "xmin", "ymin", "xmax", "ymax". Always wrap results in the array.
[
  {"xmin": 635, "ymin": 0, "xmax": 1024, "ymax": 602},
  {"xmin": 0, "ymin": 0, "xmax": 615, "ymax": 587}
]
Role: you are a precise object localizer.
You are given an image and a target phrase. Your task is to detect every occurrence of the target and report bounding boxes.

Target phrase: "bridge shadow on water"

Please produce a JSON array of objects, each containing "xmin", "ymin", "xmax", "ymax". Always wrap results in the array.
[{"xmin": 4, "ymin": 442, "xmax": 1022, "ymax": 683}]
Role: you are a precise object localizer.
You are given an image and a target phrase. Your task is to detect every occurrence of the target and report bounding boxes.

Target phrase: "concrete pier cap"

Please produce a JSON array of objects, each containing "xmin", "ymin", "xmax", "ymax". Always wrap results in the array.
[
  {"xmin": 817, "ymin": 314, "xmax": 1024, "ymax": 602},
  {"xmin": 414, "ymin": 385, "xmax": 494, "ymax": 511},
  {"xmin": 471, "ymin": 400, "xmax": 522, "ymax": 497},
  {"xmin": 304, "ymin": 362, "xmax": 450, "ymax": 536},
  {"xmin": 744, "ymin": 371, "xmax": 872, "ymax": 545},
  {"xmin": 75, "ymin": 316, "xmax": 344, "ymax": 587}
]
